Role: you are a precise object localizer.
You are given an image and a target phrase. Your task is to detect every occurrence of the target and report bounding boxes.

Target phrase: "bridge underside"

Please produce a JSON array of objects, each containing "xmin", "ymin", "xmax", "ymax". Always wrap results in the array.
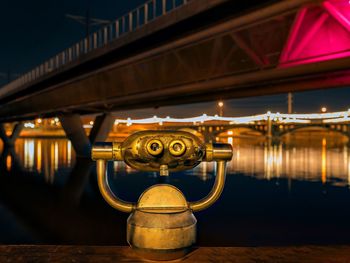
[{"xmin": 0, "ymin": 0, "xmax": 350, "ymax": 121}]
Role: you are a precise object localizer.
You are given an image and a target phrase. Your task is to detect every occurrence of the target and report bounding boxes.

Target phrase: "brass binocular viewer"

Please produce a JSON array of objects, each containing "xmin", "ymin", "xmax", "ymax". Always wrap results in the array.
[{"xmin": 92, "ymin": 130, "xmax": 232, "ymax": 260}]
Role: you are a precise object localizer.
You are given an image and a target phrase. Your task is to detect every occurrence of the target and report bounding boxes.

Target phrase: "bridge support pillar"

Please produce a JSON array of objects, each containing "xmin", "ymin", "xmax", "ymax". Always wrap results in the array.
[
  {"xmin": 0, "ymin": 122, "xmax": 24, "ymax": 146},
  {"xmin": 60, "ymin": 113, "xmax": 114, "ymax": 158},
  {"xmin": 267, "ymin": 135, "xmax": 281, "ymax": 146},
  {"xmin": 89, "ymin": 113, "xmax": 114, "ymax": 143},
  {"xmin": 60, "ymin": 114, "xmax": 91, "ymax": 158},
  {"xmin": 266, "ymin": 117, "xmax": 272, "ymax": 139}
]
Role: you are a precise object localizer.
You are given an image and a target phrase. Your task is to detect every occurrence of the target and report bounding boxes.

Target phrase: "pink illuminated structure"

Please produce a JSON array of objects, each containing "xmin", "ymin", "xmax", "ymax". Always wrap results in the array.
[{"xmin": 280, "ymin": 0, "xmax": 350, "ymax": 67}]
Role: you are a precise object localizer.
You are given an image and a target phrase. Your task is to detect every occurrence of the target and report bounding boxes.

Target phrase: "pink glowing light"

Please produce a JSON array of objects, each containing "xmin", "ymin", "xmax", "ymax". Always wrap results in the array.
[
  {"xmin": 280, "ymin": 0, "xmax": 350, "ymax": 67},
  {"xmin": 280, "ymin": 7, "xmax": 307, "ymax": 62},
  {"xmin": 324, "ymin": 1, "xmax": 350, "ymax": 32}
]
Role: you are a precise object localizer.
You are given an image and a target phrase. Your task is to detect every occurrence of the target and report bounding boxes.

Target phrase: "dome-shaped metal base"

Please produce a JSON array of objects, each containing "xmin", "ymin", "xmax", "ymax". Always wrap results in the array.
[{"xmin": 127, "ymin": 184, "xmax": 197, "ymax": 261}]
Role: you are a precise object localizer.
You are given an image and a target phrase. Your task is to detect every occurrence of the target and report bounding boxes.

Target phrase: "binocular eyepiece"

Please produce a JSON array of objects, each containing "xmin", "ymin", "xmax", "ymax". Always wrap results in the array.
[{"xmin": 92, "ymin": 130, "xmax": 232, "ymax": 173}]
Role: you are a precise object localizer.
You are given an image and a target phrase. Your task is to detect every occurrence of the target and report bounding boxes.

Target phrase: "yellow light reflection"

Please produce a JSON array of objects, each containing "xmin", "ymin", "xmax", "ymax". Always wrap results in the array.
[
  {"xmin": 67, "ymin": 140, "xmax": 72, "ymax": 166},
  {"xmin": 24, "ymin": 140, "xmax": 35, "ymax": 170},
  {"xmin": 343, "ymin": 146, "xmax": 348, "ymax": 183},
  {"xmin": 6, "ymin": 155, "xmax": 11, "ymax": 171},
  {"xmin": 275, "ymin": 144, "xmax": 282, "ymax": 178},
  {"xmin": 264, "ymin": 144, "xmax": 273, "ymax": 180},
  {"xmin": 36, "ymin": 140, "xmax": 42, "ymax": 172},
  {"xmin": 322, "ymin": 138, "xmax": 327, "ymax": 184},
  {"xmin": 113, "ymin": 161, "xmax": 119, "ymax": 179},
  {"xmin": 190, "ymin": 130, "xmax": 350, "ymax": 187},
  {"xmin": 54, "ymin": 142, "xmax": 58, "ymax": 171},
  {"xmin": 201, "ymin": 162, "xmax": 209, "ymax": 181},
  {"xmin": 62, "ymin": 141, "xmax": 67, "ymax": 166},
  {"xmin": 48, "ymin": 142, "xmax": 55, "ymax": 184},
  {"xmin": 286, "ymin": 149, "xmax": 291, "ymax": 192},
  {"xmin": 286, "ymin": 149, "xmax": 290, "ymax": 177}
]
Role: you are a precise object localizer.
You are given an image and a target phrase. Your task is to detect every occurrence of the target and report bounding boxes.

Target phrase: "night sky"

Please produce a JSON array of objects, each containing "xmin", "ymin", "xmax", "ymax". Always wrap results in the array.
[{"xmin": 1, "ymin": 0, "xmax": 350, "ymax": 118}]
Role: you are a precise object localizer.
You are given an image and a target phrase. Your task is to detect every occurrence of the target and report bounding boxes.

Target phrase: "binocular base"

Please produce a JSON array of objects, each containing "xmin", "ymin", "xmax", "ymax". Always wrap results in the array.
[
  {"xmin": 93, "ymin": 133, "xmax": 232, "ymax": 260},
  {"xmin": 126, "ymin": 185, "xmax": 197, "ymax": 261}
]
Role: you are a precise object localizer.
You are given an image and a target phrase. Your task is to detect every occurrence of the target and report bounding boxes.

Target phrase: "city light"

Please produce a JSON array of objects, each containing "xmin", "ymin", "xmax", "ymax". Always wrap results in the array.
[
  {"xmin": 24, "ymin": 122, "xmax": 35, "ymax": 128},
  {"xmin": 321, "ymin": 107, "xmax": 327, "ymax": 113}
]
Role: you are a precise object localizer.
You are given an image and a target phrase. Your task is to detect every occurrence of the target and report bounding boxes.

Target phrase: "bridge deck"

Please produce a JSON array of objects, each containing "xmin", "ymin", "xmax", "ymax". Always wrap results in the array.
[
  {"xmin": 0, "ymin": 0, "xmax": 232, "ymax": 101},
  {"xmin": 1, "ymin": 245, "xmax": 350, "ymax": 262}
]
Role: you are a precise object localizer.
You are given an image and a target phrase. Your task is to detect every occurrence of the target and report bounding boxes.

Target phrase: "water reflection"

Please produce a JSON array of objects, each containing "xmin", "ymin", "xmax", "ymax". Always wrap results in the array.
[
  {"xmin": 0, "ymin": 139, "xmax": 75, "ymax": 184},
  {"xmin": 24, "ymin": 140, "xmax": 34, "ymax": 170},
  {"xmin": 0, "ymin": 134, "xmax": 350, "ymax": 189},
  {"xmin": 36, "ymin": 141, "xmax": 42, "ymax": 173},
  {"xmin": 213, "ymin": 134, "xmax": 350, "ymax": 188},
  {"xmin": 1, "ymin": 134, "xmax": 350, "ymax": 246}
]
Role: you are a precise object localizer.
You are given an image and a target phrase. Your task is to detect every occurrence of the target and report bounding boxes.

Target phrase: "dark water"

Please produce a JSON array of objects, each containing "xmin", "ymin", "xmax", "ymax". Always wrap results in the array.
[{"xmin": 1, "ymin": 133, "xmax": 350, "ymax": 246}]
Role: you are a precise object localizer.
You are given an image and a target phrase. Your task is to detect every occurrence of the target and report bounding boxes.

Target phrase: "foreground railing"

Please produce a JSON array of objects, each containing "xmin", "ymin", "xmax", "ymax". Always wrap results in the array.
[{"xmin": 1, "ymin": 0, "xmax": 190, "ymax": 93}]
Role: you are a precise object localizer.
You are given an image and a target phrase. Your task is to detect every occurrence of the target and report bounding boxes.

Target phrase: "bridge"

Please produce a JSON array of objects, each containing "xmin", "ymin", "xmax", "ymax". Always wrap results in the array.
[
  {"xmin": 111, "ymin": 110, "xmax": 350, "ymax": 142},
  {"xmin": 1, "ymin": 0, "xmax": 350, "ymax": 157}
]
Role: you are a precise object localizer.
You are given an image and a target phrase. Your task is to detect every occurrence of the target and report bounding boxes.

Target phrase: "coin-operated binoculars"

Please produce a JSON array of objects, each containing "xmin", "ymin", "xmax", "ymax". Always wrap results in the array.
[{"xmin": 92, "ymin": 131, "xmax": 232, "ymax": 260}]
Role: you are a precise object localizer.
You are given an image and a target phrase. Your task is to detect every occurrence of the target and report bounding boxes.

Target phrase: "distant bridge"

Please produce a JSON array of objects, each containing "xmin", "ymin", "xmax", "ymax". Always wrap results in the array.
[
  {"xmin": 2, "ymin": 110, "xmax": 350, "ymax": 158},
  {"xmin": 112, "ymin": 110, "xmax": 350, "ymax": 141}
]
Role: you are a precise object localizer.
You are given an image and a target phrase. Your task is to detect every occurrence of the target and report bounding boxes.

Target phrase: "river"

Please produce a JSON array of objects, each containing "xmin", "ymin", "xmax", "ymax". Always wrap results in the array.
[{"xmin": 0, "ymin": 131, "xmax": 350, "ymax": 246}]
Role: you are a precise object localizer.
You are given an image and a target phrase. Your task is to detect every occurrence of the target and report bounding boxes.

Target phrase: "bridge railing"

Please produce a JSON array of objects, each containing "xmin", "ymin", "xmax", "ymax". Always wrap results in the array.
[{"xmin": 1, "ymin": 0, "xmax": 190, "ymax": 95}]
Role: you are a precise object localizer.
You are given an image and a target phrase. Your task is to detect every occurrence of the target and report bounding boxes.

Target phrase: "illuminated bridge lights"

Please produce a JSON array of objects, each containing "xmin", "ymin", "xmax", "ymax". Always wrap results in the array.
[{"xmin": 113, "ymin": 110, "xmax": 350, "ymax": 126}]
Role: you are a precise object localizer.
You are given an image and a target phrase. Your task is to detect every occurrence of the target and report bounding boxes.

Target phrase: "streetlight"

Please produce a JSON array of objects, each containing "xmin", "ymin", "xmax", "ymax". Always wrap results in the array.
[
  {"xmin": 321, "ymin": 107, "xmax": 327, "ymax": 113},
  {"xmin": 218, "ymin": 101, "xmax": 224, "ymax": 117}
]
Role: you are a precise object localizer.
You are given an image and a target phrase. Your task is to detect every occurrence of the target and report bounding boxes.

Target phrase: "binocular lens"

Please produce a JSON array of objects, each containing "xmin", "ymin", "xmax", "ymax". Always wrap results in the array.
[
  {"xmin": 146, "ymin": 139, "xmax": 164, "ymax": 156},
  {"xmin": 169, "ymin": 140, "xmax": 186, "ymax": 156},
  {"xmin": 151, "ymin": 142, "xmax": 161, "ymax": 151},
  {"xmin": 173, "ymin": 143, "xmax": 183, "ymax": 152}
]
